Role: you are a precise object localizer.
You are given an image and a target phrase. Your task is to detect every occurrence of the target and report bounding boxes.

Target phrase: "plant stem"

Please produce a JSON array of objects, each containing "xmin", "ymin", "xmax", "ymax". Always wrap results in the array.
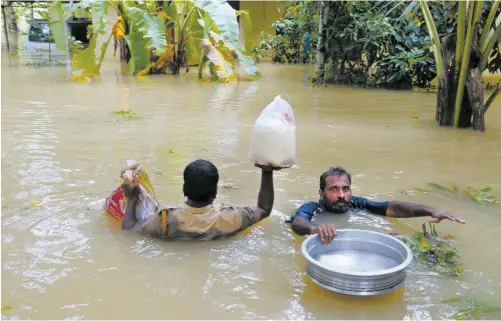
[
  {"xmin": 419, "ymin": 0, "xmax": 444, "ymax": 80},
  {"xmin": 453, "ymin": 1, "xmax": 482, "ymax": 127}
]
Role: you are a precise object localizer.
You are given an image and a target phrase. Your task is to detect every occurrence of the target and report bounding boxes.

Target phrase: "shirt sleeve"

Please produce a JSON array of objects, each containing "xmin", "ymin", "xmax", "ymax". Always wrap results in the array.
[
  {"xmin": 350, "ymin": 196, "xmax": 389, "ymax": 216},
  {"xmin": 232, "ymin": 206, "xmax": 261, "ymax": 230},
  {"xmin": 285, "ymin": 202, "xmax": 320, "ymax": 223}
]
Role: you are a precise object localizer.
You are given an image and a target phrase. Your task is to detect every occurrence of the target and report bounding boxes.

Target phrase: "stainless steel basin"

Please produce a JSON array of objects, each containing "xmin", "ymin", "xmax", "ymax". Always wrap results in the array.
[{"xmin": 301, "ymin": 229, "xmax": 413, "ymax": 296}]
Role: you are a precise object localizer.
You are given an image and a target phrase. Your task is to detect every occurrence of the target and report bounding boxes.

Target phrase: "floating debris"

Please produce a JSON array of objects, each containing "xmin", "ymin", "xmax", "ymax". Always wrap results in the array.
[
  {"xmin": 413, "ymin": 182, "xmax": 499, "ymax": 205},
  {"xmin": 395, "ymin": 223, "xmax": 463, "ymax": 276},
  {"xmin": 115, "ymin": 109, "xmax": 140, "ymax": 120},
  {"xmin": 1, "ymin": 306, "xmax": 12, "ymax": 312}
]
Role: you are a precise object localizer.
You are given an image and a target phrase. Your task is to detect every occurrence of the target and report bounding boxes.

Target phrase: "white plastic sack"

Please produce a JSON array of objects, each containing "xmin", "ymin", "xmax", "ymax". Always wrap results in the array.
[{"xmin": 249, "ymin": 95, "xmax": 296, "ymax": 167}]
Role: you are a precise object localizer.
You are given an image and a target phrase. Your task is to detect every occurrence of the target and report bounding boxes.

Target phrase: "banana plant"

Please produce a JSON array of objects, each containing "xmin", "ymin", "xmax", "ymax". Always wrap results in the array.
[
  {"xmin": 48, "ymin": 0, "xmax": 259, "ymax": 82},
  {"xmin": 414, "ymin": 0, "xmax": 501, "ymax": 131}
]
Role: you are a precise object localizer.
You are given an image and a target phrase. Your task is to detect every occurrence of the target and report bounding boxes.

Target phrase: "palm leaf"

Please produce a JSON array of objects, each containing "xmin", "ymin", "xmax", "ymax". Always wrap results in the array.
[
  {"xmin": 418, "ymin": 0, "xmax": 444, "ymax": 79},
  {"xmin": 480, "ymin": 1, "xmax": 500, "ymax": 51},
  {"xmin": 454, "ymin": 1, "xmax": 483, "ymax": 126},
  {"xmin": 481, "ymin": 17, "xmax": 501, "ymax": 70},
  {"xmin": 126, "ymin": 6, "xmax": 167, "ymax": 55},
  {"xmin": 400, "ymin": 0, "xmax": 420, "ymax": 20}
]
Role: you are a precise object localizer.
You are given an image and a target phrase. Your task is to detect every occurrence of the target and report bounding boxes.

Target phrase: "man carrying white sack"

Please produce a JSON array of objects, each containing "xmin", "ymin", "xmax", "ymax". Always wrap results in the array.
[{"xmin": 286, "ymin": 166, "xmax": 466, "ymax": 245}]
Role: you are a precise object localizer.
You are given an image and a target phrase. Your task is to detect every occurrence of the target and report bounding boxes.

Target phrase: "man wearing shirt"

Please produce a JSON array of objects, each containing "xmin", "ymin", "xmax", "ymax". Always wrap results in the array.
[
  {"xmin": 287, "ymin": 166, "xmax": 465, "ymax": 245},
  {"xmin": 121, "ymin": 159, "xmax": 283, "ymax": 240}
]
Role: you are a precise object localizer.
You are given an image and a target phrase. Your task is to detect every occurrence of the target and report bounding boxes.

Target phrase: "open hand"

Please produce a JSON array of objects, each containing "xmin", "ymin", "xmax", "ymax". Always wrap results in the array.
[
  {"xmin": 428, "ymin": 209, "xmax": 465, "ymax": 224},
  {"xmin": 254, "ymin": 163, "xmax": 290, "ymax": 171},
  {"xmin": 121, "ymin": 175, "xmax": 141, "ymax": 202},
  {"xmin": 312, "ymin": 223, "xmax": 336, "ymax": 245}
]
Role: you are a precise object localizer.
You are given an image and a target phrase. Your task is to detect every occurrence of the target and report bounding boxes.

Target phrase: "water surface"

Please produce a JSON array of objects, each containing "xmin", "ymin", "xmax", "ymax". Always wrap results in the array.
[{"xmin": 2, "ymin": 53, "xmax": 501, "ymax": 320}]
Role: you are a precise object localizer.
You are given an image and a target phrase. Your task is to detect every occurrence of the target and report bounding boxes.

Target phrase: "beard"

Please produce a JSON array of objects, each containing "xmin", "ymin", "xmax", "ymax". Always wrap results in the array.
[{"xmin": 319, "ymin": 195, "xmax": 350, "ymax": 213}]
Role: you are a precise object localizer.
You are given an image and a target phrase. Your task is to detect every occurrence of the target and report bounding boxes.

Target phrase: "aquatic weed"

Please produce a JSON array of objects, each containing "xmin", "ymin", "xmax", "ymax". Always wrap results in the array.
[
  {"xmin": 396, "ymin": 223, "xmax": 464, "ymax": 276},
  {"xmin": 115, "ymin": 109, "xmax": 141, "ymax": 120}
]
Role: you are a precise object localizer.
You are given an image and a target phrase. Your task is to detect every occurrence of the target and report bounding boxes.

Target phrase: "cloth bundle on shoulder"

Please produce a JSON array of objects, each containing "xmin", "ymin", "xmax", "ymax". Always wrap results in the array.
[
  {"xmin": 104, "ymin": 160, "xmax": 159, "ymax": 221},
  {"xmin": 249, "ymin": 95, "xmax": 296, "ymax": 167}
]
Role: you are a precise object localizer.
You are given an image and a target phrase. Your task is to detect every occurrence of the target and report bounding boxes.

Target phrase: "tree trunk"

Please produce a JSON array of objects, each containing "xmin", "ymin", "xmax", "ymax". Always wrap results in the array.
[
  {"xmin": 436, "ymin": 63, "xmax": 475, "ymax": 127},
  {"xmin": 467, "ymin": 67, "xmax": 485, "ymax": 131},
  {"xmin": 436, "ymin": 64, "xmax": 455, "ymax": 126},
  {"xmin": 435, "ymin": 27, "xmax": 488, "ymax": 130},
  {"xmin": 2, "ymin": 0, "xmax": 17, "ymax": 31},
  {"xmin": 314, "ymin": 1, "xmax": 329, "ymax": 80}
]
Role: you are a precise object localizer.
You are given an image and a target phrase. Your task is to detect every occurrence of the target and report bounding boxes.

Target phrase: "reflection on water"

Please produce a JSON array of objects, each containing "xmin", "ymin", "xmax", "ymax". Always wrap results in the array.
[{"xmin": 2, "ymin": 52, "xmax": 501, "ymax": 320}]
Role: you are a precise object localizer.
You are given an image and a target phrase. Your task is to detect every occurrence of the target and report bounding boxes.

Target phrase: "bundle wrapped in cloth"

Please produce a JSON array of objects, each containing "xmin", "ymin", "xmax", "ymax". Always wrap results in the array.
[{"xmin": 104, "ymin": 160, "xmax": 159, "ymax": 221}]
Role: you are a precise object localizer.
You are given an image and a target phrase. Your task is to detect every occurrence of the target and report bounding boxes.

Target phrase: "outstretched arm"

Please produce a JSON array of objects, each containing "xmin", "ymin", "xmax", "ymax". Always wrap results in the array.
[
  {"xmin": 290, "ymin": 202, "xmax": 336, "ymax": 245},
  {"xmin": 386, "ymin": 200, "xmax": 465, "ymax": 224}
]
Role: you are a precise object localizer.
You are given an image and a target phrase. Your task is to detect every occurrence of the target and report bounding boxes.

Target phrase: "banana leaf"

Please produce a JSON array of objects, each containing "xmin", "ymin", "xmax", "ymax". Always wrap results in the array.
[
  {"xmin": 194, "ymin": 1, "xmax": 260, "ymax": 78},
  {"xmin": 236, "ymin": 10, "xmax": 253, "ymax": 54},
  {"xmin": 96, "ymin": 33, "xmax": 113, "ymax": 72},
  {"xmin": 48, "ymin": 1, "xmax": 68, "ymax": 52},
  {"xmin": 126, "ymin": 6, "xmax": 167, "ymax": 55},
  {"xmin": 193, "ymin": 0, "xmax": 242, "ymax": 50},
  {"xmin": 92, "ymin": 0, "xmax": 109, "ymax": 30},
  {"xmin": 200, "ymin": 36, "xmax": 236, "ymax": 82},
  {"xmin": 72, "ymin": 33, "xmax": 98, "ymax": 77},
  {"xmin": 125, "ymin": 29, "xmax": 150, "ymax": 75},
  {"xmin": 184, "ymin": 5, "xmax": 204, "ymax": 59}
]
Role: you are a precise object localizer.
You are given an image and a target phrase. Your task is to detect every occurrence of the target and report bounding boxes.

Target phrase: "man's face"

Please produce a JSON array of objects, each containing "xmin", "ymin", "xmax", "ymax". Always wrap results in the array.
[{"xmin": 319, "ymin": 175, "xmax": 352, "ymax": 213}]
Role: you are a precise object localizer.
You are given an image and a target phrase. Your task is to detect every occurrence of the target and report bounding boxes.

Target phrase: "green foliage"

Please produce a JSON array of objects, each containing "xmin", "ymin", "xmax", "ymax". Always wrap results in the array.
[
  {"xmin": 125, "ymin": 6, "xmax": 167, "ymax": 55},
  {"xmin": 267, "ymin": 0, "xmax": 499, "ymax": 89},
  {"xmin": 252, "ymin": 1, "xmax": 318, "ymax": 64},
  {"xmin": 115, "ymin": 108, "xmax": 140, "ymax": 120},
  {"xmin": 396, "ymin": 223, "xmax": 464, "ymax": 276},
  {"xmin": 47, "ymin": 1, "xmax": 68, "ymax": 52},
  {"xmin": 414, "ymin": 182, "xmax": 499, "ymax": 205},
  {"xmin": 1, "ymin": 306, "xmax": 12, "ymax": 313}
]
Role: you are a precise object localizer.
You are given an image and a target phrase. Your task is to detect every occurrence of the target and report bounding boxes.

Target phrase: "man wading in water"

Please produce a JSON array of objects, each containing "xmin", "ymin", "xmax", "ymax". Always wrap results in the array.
[
  {"xmin": 287, "ymin": 166, "xmax": 465, "ymax": 245},
  {"xmin": 121, "ymin": 159, "xmax": 284, "ymax": 240}
]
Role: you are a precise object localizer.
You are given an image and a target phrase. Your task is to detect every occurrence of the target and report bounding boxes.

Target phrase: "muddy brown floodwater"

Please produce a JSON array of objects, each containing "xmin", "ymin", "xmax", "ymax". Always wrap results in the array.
[{"xmin": 2, "ymin": 53, "xmax": 501, "ymax": 320}]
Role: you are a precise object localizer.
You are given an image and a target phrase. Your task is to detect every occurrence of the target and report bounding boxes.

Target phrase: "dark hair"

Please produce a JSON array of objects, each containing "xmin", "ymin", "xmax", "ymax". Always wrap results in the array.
[
  {"xmin": 319, "ymin": 166, "xmax": 352, "ymax": 192},
  {"xmin": 183, "ymin": 159, "xmax": 219, "ymax": 202}
]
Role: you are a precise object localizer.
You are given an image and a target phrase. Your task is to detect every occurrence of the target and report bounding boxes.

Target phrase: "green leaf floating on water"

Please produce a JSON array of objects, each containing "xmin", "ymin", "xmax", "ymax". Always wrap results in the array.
[
  {"xmin": 466, "ymin": 186, "xmax": 499, "ymax": 204},
  {"xmin": 115, "ymin": 109, "xmax": 141, "ymax": 120},
  {"xmin": 396, "ymin": 223, "xmax": 464, "ymax": 276},
  {"xmin": 413, "ymin": 182, "xmax": 499, "ymax": 205},
  {"xmin": 1, "ymin": 306, "xmax": 12, "ymax": 312},
  {"xmin": 442, "ymin": 296, "xmax": 501, "ymax": 320}
]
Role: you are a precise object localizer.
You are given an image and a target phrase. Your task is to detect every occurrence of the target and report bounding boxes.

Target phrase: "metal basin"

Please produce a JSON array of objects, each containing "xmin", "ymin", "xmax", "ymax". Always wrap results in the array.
[{"xmin": 301, "ymin": 229, "xmax": 413, "ymax": 296}]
